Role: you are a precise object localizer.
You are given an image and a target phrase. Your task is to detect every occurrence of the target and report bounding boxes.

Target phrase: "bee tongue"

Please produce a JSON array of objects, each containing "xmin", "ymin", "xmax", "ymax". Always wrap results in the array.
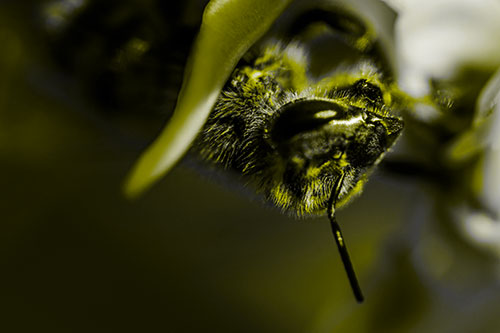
[{"xmin": 327, "ymin": 173, "xmax": 364, "ymax": 303}]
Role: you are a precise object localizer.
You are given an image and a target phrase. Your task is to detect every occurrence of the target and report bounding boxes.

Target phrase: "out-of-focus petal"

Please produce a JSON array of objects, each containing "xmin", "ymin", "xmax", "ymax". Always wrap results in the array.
[
  {"xmin": 387, "ymin": 0, "xmax": 500, "ymax": 97},
  {"xmin": 386, "ymin": 0, "xmax": 500, "ymax": 257},
  {"xmin": 124, "ymin": 0, "xmax": 292, "ymax": 199},
  {"xmin": 460, "ymin": 211, "xmax": 500, "ymax": 257},
  {"xmin": 448, "ymin": 69, "xmax": 500, "ymax": 235},
  {"xmin": 475, "ymin": 70, "xmax": 500, "ymax": 215}
]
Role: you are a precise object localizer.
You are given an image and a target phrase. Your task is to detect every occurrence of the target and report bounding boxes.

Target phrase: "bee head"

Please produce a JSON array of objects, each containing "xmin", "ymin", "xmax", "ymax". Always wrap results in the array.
[
  {"xmin": 191, "ymin": 14, "xmax": 407, "ymax": 217},
  {"xmin": 264, "ymin": 98, "xmax": 403, "ymax": 215}
]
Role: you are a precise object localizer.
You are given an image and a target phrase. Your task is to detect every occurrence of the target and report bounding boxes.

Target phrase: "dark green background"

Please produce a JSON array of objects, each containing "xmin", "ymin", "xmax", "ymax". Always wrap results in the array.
[{"xmin": 2, "ymin": 2, "xmax": 500, "ymax": 332}]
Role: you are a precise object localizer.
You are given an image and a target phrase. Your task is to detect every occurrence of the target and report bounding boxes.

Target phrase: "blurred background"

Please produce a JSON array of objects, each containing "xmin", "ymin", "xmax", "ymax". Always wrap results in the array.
[{"xmin": 2, "ymin": 1, "xmax": 500, "ymax": 332}]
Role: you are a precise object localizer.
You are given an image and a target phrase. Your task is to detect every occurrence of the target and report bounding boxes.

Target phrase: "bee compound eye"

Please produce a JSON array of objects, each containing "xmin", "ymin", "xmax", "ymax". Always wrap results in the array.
[
  {"xmin": 270, "ymin": 99, "xmax": 348, "ymax": 144},
  {"xmin": 354, "ymin": 79, "xmax": 384, "ymax": 103}
]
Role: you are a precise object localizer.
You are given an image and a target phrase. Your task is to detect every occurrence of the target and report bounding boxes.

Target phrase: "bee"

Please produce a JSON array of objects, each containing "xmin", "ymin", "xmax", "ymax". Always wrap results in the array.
[
  {"xmin": 188, "ymin": 4, "xmax": 408, "ymax": 302},
  {"xmin": 42, "ymin": 0, "xmax": 410, "ymax": 303},
  {"xmin": 193, "ymin": 41, "xmax": 404, "ymax": 217}
]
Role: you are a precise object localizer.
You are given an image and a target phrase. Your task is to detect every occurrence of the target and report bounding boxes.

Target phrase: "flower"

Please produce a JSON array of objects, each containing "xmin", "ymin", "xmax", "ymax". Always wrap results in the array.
[{"xmin": 385, "ymin": 0, "xmax": 500, "ymax": 256}]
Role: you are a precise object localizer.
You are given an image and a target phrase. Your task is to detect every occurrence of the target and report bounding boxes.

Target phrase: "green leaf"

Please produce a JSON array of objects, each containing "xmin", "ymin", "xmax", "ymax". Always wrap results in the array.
[{"xmin": 124, "ymin": 0, "xmax": 293, "ymax": 198}]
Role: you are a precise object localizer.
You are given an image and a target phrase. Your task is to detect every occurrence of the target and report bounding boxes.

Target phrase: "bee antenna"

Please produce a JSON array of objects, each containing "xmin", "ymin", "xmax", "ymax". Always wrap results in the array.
[{"xmin": 327, "ymin": 173, "xmax": 364, "ymax": 303}]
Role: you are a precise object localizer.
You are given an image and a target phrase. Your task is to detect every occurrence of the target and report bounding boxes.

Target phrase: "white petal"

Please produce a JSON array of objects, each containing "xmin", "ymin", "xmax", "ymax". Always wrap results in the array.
[{"xmin": 392, "ymin": 0, "xmax": 500, "ymax": 96}]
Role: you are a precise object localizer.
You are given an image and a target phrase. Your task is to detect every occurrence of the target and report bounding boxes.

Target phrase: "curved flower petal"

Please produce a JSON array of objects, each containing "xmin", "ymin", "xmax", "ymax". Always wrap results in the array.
[
  {"xmin": 475, "ymin": 70, "xmax": 500, "ymax": 217},
  {"xmin": 124, "ymin": 0, "xmax": 292, "ymax": 198},
  {"xmin": 453, "ymin": 72, "xmax": 500, "ymax": 253}
]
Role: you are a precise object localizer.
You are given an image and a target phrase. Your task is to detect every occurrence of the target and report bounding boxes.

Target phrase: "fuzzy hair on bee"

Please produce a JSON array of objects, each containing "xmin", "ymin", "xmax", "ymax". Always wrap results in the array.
[{"xmin": 193, "ymin": 39, "xmax": 405, "ymax": 217}]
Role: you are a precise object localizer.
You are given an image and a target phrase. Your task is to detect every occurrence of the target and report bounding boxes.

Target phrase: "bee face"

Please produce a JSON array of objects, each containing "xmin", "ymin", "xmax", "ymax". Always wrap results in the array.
[
  {"xmin": 267, "ymin": 100, "xmax": 403, "ymax": 214},
  {"xmin": 194, "ymin": 40, "xmax": 405, "ymax": 216}
]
